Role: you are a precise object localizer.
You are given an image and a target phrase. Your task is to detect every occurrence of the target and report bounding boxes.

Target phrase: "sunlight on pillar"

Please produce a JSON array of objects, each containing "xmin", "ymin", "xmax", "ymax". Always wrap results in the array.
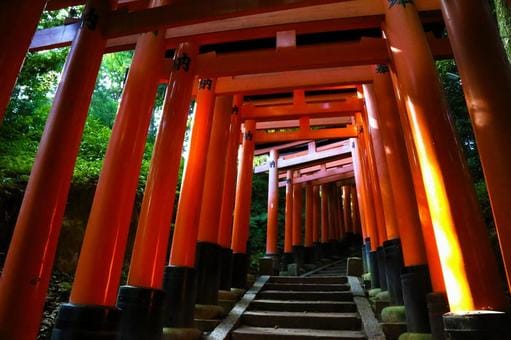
[{"xmin": 406, "ymin": 97, "xmax": 474, "ymax": 313}]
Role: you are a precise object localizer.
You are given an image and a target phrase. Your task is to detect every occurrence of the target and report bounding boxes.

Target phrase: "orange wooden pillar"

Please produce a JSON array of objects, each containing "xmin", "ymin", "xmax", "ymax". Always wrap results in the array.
[
  {"xmin": 217, "ymin": 95, "xmax": 243, "ymax": 290},
  {"xmin": 351, "ymin": 186, "xmax": 362, "ymax": 237},
  {"xmin": 441, "ymin": 0, "xmax": 511, "ymax": 294},
  {"xmin": 351, "ymin": 138, "xmax": 381, "ymax": 288},
  {"xmin": 164, "ymin": 77, "xmax": 217, "ymax": 328},
  {"xmin": 194, "ymin": 95, "xmax": 233, "ymax": 306},
  {"xmin": 260, "ymin": 148, "xmax": 280, "ymax": 275},
  {"xmin": 312, "ymin": 185, "xmax": 321, "ymax": 245},
  {"xmin": 282, "ymin": 170, "xmax": 295, "ymax": 269},
  {"xmin": 0, "ymin": 2, "xmax": 109, "ymax": 338},
  {"xmin": 320, "ymin": 184, "xmax": 330, "ymax": 257},
  {"xmin": 388, "ymin": 67, "xmax": 445, "ymax": 296},
  {"xmin": 121, "ymin": 43, "xmax": 198, "ymax": 338},
  {"xmin": 357, "ymin": 111, "xmax": 388, "ymax": 248},
  {"xmin": 363, "ymin": 84, "xmax": 400, "ymax": 242},
  {"xmin": 292, "ymin": 178, "xmax": 304, "ymax": 270},
  {"xmin": 230, "ymin": 119, "xmax": 256, "ymax": 288},
  {"xmin": 342, "ymin": 185, "xmax": 353, "ymax": 236},
  {"xmin": 304, "ymin": 183, "xmax": 314, "ymax": 247},
  {"xmin": 382, "ymin": 0, "xmax": 506, "ymax": 314},
  {"xmin": 373, "ymin": 65, "xmax": 446, "ymax": 311},
  {"xmin": 266, "ymin": 149, "xmax": 279, "ymax": 256},
  {"xmin": 0, "ymin": 0, "xmax": 47, "ymax": 122},
  {"xmin": 58, "ymin": 10, "xmax": 166, "ymax": 336},
  {"xmin": 127, "ymin": 42, "xmax": 198, "ymax": 289},
  {"xmin": 292, "ymin": 180, "xmax": 303, "ymax": 247},
  {"xmin": 335, "ymin": 185, "xmax": 344, "ymax": 241},
  {"xmin": 328, "ymin": 185, "xmax": 337, "ymax": 242}
]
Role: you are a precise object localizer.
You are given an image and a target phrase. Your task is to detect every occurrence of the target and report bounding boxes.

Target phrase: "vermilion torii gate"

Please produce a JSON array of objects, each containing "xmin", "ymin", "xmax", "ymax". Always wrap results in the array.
[{"xmin": 1, "ymin": 0, "xmax": 511, "ymax": 339}]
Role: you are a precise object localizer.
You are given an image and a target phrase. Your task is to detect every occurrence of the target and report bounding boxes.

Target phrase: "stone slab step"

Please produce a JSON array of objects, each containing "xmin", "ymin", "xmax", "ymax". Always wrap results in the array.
[
  {"xmin": 242, "ymin": 310, "xmax": 361, "ymax": 330},
  {"xmin": 257, "ymin": 290, "xmax": 353, "ymax": 301},
  {"xmin": 194, "ymin": 318, "xmax": 221, "ymax": 332},
  {"xmin": 249, "ymin": 299, "xmax": 357, "ymax": 313},
  {"xmin": 263, "ymin": 283, "xmax": 351, "ymax": 292},
  {"xmin": 269, "ymin": 276, "xmax": 347, "ymax": 284},
  {"xmin": 232, "ymin": 326, "xmax": 366, "ymax": 339}
]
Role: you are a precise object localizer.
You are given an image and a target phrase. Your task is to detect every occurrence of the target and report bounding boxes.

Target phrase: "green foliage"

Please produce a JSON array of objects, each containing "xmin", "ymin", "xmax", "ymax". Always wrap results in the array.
[
  {"xmin": 493, "ymin": 0, "xmax": 511, "ymax": 61},
  {"xmin": 436, "ymin": 60, "xmax": 494, "ymax": 228}
]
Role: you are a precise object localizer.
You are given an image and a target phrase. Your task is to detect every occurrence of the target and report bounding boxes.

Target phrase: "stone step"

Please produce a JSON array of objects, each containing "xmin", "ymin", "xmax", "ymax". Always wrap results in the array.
[
  {"xmin": 257, "ymin": 290, "xmax": 353, "ymax": 301},
  {"xmin": 268, "ymin": 276, "xmax": 347, "ymax": 284},
  {"xmin": 242, "ymin": 310, "xmax": 361, "ymax": 330},
  {"xmin": 194, "ymin": 318, "xmax": 221, "ymax": 332},
  {"xmin": 309, "ymin": 273, "xmax": 345, "ymax": 277},
  {"xmin": 249, "ymin": 299, "xmax": 357, "ymax": 313},
  {"xmin": 263, "ymin": 283, "xmax": 351, "ymax": 292},
  {"xmin": 232, "ymin": 326, "xmax": 366, "ymax": 339}
]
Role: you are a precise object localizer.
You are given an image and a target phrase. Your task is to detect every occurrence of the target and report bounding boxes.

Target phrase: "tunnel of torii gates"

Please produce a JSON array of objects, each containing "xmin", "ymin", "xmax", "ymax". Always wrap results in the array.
[{"xmin": 1, "ymin": 0, "xmax": 511, "ymax": 338}]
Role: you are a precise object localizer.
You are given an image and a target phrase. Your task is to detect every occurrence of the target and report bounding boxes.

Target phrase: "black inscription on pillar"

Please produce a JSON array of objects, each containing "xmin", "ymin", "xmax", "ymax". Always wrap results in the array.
[
  {"xmin": 357, "ymin": 126, "xmax": 364, "ymax": 134},
  {"xmin": 269, "ymin": 160, "xmax": 276, "ymax": 168},
  {"xmin": 199, "ymin": 78, "xmax": 213, "ymax": 90},
  {"xmin": 244, "ymin": 131, "xmax": 253, "ymax": 141},
  {"xmin": 174, "ymin": 53, "xmax": 192, "ymax": 72},
  {"xmin": 286, "ymin": 178, "xmax": 292, "ymax": 184},
  {"xmin": 82, "ymin": 8, "xmax": 99, "ymax": 30},
  {"xmin": 232, "ymin": 105, "xmax": 240, "ymax": 115},
  {"xmin": 388, "ymin": 0, "xmax": 414, "ymax": 8},
  {"xmin": 376, "ymin": 64, "xmax": 390, "ymax": 74},
  {"xmin": 351, "ymin": 141, "xmax": 356, "ymax": 149}
]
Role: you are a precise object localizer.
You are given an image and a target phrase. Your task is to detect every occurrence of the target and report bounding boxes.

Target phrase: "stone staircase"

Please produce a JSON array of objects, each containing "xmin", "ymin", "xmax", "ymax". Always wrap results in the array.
[{"xmin": 228, "ymin": 261, "xmax": 373, "ymax": 339}]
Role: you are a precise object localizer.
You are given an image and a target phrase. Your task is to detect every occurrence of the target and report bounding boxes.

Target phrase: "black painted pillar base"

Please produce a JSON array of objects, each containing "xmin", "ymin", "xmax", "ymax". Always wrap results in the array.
[
  {"xmin": 231, "ymin": 252, "xmax": 249, "ymax": 289},
  {"xmin": 320, "ymin": 243, "xmax": 330, "ymax": 259},
  {"xmin": 195, "ymin": 242, "xmax": 222, "ymax": 305},
  {"xmin": 313, "ymin": 242, "xmax": 322, "ymax": 263},
  {"xmin": 369, "ymin": 250, "xmax": 381, "ymax": 289},
  {"xmin": 292, "ymin": 245, "xmax": 305, "ymax": 270},
  {"xmin": 162, "ymin": 266, "xmax": 197, "ymax": 328},
  {"xmin": 364, "ymin": 238, "xmax": 371, "ymax": 273},
  {"xmin": 280, "ymin": 252, "xmax": 294, "ymax": 272},
  {"xmin": 259, "ymin": 254, "xmax": 279, "ymax": 276},
  {"xmin": 117, "ymin": 286, "xmax": 165, "ymax": 340},
  {"xmin": 51, "ymin": 303, "xmax": 121, "ymax": 339},
  {"xmin": 267, "ymin": 253, "xmax": 280, "ymax": 275},
  {"xmin": 443, "ymin": 311, "xmax": 511, "ymax": 340},
  {"xmin": 427, "ymin": 292, "xmax": 449, "ymax": 340},
  {"xmin": 362, "ymin": 245, "xmax": 368, "ymax": 273},
  {"xmin": 376, "ymin": 246, "xmax": 388, "ymax": 291},
  {"xmin": 219, "ymin": 247, "xmax": 233, "ymax": 291},
  {"xmin": 401, "ymin": 264, "xmax": 432, "ymax": 333},
  {"xmin": 343, "ymin": 232, "xmax": 355, "ymax": 247},
  {"xmin": 383, "ymin": 238, "xmax": 404, "ymax": 305},
  {"xmin": 303, "ymin": 246, "xmax": 315, "ymax": 264}
]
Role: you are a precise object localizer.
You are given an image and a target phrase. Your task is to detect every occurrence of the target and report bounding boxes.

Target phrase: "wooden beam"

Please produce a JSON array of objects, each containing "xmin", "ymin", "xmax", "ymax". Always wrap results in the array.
[
  {"xmin": 31, "ymin": 0, "xmax": 445, "ymax": 53},
  {"xmin": 256, "ymin": 117, "xmax": 352, "ymax": 130},
  {"xmin": 278, "ymin": 165, "xmax": 354, "ymax": 187},
  {"xmin": 255, "ymin": 142, "xmax": 351, "ymax": 173},
  {"xmin": 277, "ymin": 157, "xmax": 353, "ymax": 179},
  {"xmin": 254, "ymin": 140, "xmax": 311, "ymax": 156},
  {"xmin": 242, "ymin": 97, "xmax": 362, "ymax": 121},
  {"xmin": 212, "ymin": 66, "xmax": 369, "ymax": 96},
  {"xmin": 104, "ymin": 0, "xmax": 345, "ymax": 38},
  {"xmin": 311, "ymin": 171, "xmax": 354, "ymax": 186},
  {"xmin": 196, "ymin": 38, "xmax": 388, "ymax": 77},
  {"xmin": 254, "ymin": 125, "xmax": 357, "ymax": 144},
  {"xmin": 29, "ymin": 22, "xmax": 80, "ymax": 52}
]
